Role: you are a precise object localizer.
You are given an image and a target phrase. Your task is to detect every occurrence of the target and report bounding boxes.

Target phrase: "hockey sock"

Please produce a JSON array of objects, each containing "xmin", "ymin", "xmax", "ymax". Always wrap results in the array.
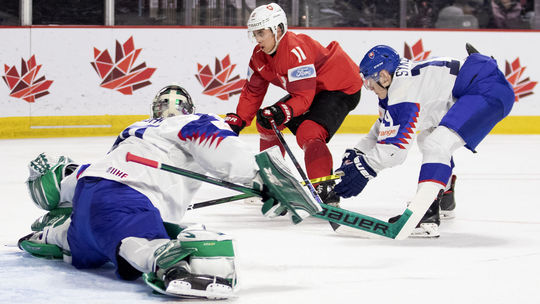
[
  {"xmin": 296, "ymin": 120, "xmax": 332, "ymax": 179},
  {"xmin": 303, "ymin": 138, "xmax": 333, "ymax": 179}
]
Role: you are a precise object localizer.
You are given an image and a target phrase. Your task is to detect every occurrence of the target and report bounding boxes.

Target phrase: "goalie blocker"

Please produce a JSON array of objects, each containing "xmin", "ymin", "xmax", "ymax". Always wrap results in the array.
[{"xmin": 255, "ymin": 147, "xmax": 322, "ymax": 223}]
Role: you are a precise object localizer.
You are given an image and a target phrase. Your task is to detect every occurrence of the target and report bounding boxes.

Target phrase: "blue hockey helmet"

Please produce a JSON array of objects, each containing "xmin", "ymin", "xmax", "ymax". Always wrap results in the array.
[{"xmin": 359, "ymin": 45, "xmax": 400, "ymax": 89}]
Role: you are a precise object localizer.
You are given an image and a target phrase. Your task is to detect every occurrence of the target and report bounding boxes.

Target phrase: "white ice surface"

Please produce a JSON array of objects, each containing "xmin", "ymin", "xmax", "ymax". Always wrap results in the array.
[{"xmin": 1, "ymin": 134, "xmax": 539, "ymax": 304}]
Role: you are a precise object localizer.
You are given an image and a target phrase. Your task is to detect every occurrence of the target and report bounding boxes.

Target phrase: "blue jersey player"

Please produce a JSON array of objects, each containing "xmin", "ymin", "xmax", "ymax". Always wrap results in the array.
[{"xmin": 333, "ymin": 44, "xmax": 515, "ymax": 238}]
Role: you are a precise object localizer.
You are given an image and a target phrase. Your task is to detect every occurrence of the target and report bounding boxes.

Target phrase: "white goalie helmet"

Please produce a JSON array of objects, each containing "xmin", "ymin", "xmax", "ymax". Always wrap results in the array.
[
  {"xmin": 247, "ymin": 3, "xmax": 288, "ymax": 43},
  {"xmin": 151, "ymin": 84, "xmax": 195, "ymax": 119}
]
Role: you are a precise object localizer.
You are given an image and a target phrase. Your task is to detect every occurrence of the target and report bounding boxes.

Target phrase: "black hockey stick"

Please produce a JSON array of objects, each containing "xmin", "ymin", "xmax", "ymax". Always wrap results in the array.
[
  {"xmin": 189, "ymin": 193, "xmax": 254, "ymax": 210},
  {"xmin": 268, "ymin": 119, "xmax": 346, "ymax": 231},
  {"xmin": 190, "ymin": 173, "xmax": 343, "ymax": 210},
  {"xmin": 126, "ymin": 152, "xmax": 406, "ymax": 239},
  {"xmin": 269, "ymin": 120, "xmax": 323, "ymax": 203}
]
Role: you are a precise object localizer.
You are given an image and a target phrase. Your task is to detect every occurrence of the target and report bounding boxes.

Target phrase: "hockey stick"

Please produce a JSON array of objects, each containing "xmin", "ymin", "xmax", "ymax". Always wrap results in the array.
[
  {"xmin": 190, "ymin": 173, "xmax": 343, "ymax": 210},
  {"xmin": 268, "ymin": 119, "xmax": 347, "ymax": 231},
  {"xmin": 269, "ymin": 120, "xmax": 323, "ymax": 204},
  {"xmin": 125, "ymin": 152, "xmax": 261, "ymax": 196},
  {"xmin": 189, "ymin": 193, "xmax": 254, "ymax": 210},
  {"xmin": 125, "ymin": 152, "xmax": 406, "ymax": 239}
]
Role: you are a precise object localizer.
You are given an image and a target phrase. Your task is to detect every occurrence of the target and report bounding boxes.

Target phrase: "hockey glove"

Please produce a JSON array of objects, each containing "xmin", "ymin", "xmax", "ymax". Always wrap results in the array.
[
  {"xmin": 334, "ymin": 149, "xmax": 377, "ymax": 198},
  {"xmin": 256, "ymin": 102, "xmax": 293, "ymax": 129},
  {"xmin": 224, "ymin": 113, "xmax": 246, "ymax": 135}
]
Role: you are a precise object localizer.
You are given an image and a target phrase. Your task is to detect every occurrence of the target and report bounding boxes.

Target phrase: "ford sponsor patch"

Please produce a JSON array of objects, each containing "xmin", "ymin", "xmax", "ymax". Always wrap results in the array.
[{"xmin": 288, "ymin": 64, "xmax": 316, "ymax": 82}]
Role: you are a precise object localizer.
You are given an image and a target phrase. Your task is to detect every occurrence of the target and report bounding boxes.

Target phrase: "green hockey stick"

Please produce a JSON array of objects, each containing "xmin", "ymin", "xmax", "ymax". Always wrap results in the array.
[{"xmin": 125, "ymin": 152, "xmax": 406, "ymax": 239}]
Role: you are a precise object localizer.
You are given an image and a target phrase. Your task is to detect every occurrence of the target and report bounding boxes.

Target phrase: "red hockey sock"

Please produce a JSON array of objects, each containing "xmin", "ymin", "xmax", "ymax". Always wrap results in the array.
[
  {"xmin": 257, "ymin": 122, "xmax": 285, "ymax": 156},
  {"xmin": 303, "ymin": 138, "xmax": 333, "ymax": 179}
]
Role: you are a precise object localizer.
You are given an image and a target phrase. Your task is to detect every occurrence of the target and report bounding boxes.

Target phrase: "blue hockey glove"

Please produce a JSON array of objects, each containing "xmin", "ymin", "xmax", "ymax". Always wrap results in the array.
[
  {"xmin": 256, "ymin": 102, "xmax": 293, "ymax": 129},
  {"xmin": 334, "ymin": 149, "xmax": 377, "ymax": 198}
]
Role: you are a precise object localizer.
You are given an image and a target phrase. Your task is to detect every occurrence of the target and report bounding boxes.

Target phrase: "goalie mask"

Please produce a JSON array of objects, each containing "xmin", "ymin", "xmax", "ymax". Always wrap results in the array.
[{"xmin": 151, "ymin": 85, "xmax": 195, "ymax": 119}]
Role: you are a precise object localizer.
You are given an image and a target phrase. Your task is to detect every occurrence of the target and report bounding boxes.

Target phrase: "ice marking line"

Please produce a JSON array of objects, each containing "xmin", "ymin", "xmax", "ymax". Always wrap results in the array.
[{"xmin": 30, "ymin": 125, "xmax": 112, "ymax": 129}]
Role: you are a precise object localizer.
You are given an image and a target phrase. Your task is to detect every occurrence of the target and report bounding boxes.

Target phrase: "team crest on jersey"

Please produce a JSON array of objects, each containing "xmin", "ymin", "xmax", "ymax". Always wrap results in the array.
[{"xmin": 288, "ymin": 64, "xmax": 316, "ymax": 82}]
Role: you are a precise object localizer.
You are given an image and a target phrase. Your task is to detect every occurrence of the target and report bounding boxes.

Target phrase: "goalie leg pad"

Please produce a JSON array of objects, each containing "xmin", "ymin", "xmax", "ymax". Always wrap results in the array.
[
  {"xmin": 30, "ymin": 207, "xmax": 72, "ymax": 232},
  {"xmin": 19, "ymin": 210, "xmax": 73, "ymax": 261},
  {"xmin": 18, "ymin": 232, "xmax": 65, "ymax": 259},
  {"xmin": 255, "ymin": 146, "xmax": 322, "ymax": 224},
  {"xmin": 143, "ymin": 227, "xmax": 237, "ymax": 299}
]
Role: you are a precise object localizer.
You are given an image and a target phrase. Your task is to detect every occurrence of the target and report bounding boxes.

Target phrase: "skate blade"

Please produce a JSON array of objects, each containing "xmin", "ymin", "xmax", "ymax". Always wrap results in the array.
[
  {"xmin": 440, "ymin": 210, "xmax": 455, "ymax": 220},
  {"xmin": 409, "ymin": 223, "xmax": 440, "ymax": 238},
  {"xmin": 166, "ymin": 280, "xmax": 234, "ymax": 299}
]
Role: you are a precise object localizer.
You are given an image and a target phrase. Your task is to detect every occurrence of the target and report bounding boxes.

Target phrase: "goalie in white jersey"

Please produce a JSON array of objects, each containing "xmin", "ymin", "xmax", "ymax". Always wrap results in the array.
[
  {"xmin": 18, "ymin": 84, "xmax": 320, "ymax": 299},
  {"xmin": 333, "ymin": 45, "xmax": 515, "ymax": 238}
]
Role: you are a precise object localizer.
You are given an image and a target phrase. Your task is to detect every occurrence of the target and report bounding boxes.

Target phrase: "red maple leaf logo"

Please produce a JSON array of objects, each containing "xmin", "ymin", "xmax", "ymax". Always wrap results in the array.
[
  {"xmin": 195, "ymin": 55, "xmax": 246, "ymax": 100},
  {"xmin": 505, "ymin": 58, "xmax": 537, "ymax": 101},
  {"xmin": 90, "ymin": 36, "xmax": 156, "ymax": 95},
  {"xmin": 2, "ymin": 55, "xmax": 53, "ymax": 103},
  {"xmin": 403, "ymin": 39, "xmax": 431, "ymax": 61}
]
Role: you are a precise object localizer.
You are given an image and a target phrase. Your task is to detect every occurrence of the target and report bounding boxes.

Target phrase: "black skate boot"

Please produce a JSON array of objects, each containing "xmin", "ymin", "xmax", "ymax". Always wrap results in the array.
[
  {"xmin": 440, "ymin": 175, "xmax": 456, "ymax": 219},
  {"xmin": 315, "ymin": 180, "xmax": 340, "ymax": 208},
  {"xmin": 163, "ymin": 262, "xmax": 233, "ymax": 299},
  {"xmin": 389, "ymin": 192, "xmax": 442, "ymax": 238}
]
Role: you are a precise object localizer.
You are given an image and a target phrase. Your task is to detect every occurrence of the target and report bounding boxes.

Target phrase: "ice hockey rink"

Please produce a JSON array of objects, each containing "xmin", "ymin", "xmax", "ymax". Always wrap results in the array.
[{"xmin": 1, "ymin": 133, "xmax": 539, "ymax": 304}]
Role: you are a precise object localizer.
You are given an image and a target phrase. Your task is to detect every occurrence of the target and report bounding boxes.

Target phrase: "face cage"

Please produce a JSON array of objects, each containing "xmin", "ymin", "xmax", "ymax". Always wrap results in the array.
[{"xmin": 152, "ymin": 99, "xmax": 195, "ymax": 118}]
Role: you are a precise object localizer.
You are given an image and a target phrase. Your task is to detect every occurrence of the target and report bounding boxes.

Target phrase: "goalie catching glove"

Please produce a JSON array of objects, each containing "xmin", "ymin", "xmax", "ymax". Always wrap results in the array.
[
  {"xmin": 26, "ymin": 153, "xmax": 79, "ymax": 210},
  {"xmin": 334, "ymin": 148, "xmax": 377, "ymax": 198}
]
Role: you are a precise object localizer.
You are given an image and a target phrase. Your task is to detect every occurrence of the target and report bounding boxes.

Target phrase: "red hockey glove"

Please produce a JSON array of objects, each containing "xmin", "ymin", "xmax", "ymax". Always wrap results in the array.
[
  {"xmin": 256, "ymin": 102, "xmax": 293, "ymax": 130},
  {"xmin": 224, "ymin": 113, "xmax": 246, "ymax": 135}
]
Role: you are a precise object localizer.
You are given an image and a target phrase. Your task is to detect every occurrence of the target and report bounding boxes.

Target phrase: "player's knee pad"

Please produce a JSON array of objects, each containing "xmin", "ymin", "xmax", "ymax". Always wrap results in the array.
[
  {"xmin": 177, "ymin": 227, "xmax": 237, "ymax": 286},
  {"xmin": 26, "ymin": 153, "xmax": 79, "ymax": 210}
]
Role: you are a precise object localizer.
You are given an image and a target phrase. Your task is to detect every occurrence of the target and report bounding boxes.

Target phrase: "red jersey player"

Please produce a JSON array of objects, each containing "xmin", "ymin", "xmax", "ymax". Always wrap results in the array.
[{"xmin": 224, "ymin": 3, "xmax": 363, "ymax": 206}]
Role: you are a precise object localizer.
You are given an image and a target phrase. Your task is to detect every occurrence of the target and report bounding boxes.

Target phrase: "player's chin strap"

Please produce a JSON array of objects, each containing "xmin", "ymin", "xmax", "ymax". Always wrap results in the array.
[{"xmin": 125, "ymin": 152, "xmax": 418, "ymax": 239}]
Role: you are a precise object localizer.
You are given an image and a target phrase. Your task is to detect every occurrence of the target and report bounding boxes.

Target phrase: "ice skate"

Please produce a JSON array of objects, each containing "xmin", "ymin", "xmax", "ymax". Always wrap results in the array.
[
  {"xmin": 315, "ymin": 180, "xmax": 340, "ymax": 208},
  {"xmin": 389, "ymin": 199, "xmax": 441, "ymax": 238},
  {"xmin": 440, "ymin": 175, "xmax": 456, "ymax": 219},
  {"xmin": 163, "ymin": 263, "xmax": 233, "ymax": 299}
]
